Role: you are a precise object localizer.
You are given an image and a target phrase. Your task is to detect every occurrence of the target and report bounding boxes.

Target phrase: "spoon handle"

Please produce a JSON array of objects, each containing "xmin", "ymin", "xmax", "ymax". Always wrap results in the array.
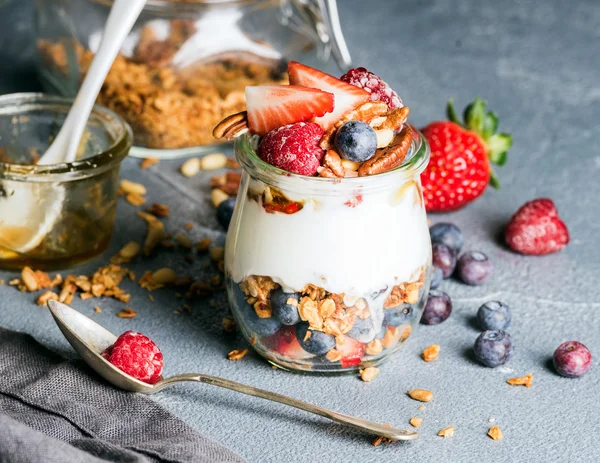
[{"xmin": 154, "ymin": 373, "xmax": 417, "ymax": 441}]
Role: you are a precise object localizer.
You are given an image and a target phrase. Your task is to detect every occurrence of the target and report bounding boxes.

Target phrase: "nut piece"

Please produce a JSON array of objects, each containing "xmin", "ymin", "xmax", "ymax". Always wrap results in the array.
[
  {"xmin": 488, "ymin": 426, "xmax": 503, "ymax": 441},
  {"xmin": 407, "ymin": 389, "xmax": 433, "ymax": 402},
  {"xmin": 360, "ymin": 367, "xmax": 380, "ymax": 382},
  {"xmin": 111, "ymin": 241, "xmax": 140, "ymax": 264},
  {"xmin": 323, "ymin": 150, "xmax": 344, "ymax": 178},
  {"xmin": 197, "ymin": 238, "xmax": 212, "ymax": 251},
  {"xmin": 222, "ymin": 316, "xmax": 236, "ymax": 333},
  {"xmin": 175, "ymin": 232, "xmax": 193, "ymax": 249},
  {"xmin": 181, "ymin": 158, "xmax": 201, "ymax": 177},
  {"xmin": 375, "ymin": 105, "xmax": 410, "ymax": 131},
  {"xmin": 227, "ymin": 348, "xmax": 248, "ymax": 361},
  {"xmin": 21, "ymin": 267, "xmax": 39, "ymax": 292},
  {"xmin": 366, "ymin": 339, "xmax": 383, "ymax": 356},
  {"xmin": 438, "ymin": 426, "xmax": 455, "ymax": 438},
  {"xmin": 212, "ymin": 188, "xmax": 229, "ymax": 208},
  {"xmin": 37, "ymin": 290, "xmax": 59, "ymax": 306},
  {"xmin": 201, "ymin": 153, "xmax": 228, "ymax": 171},
  {"xmin": 120, "ymin": 179, "xmax": 146, "ymax": 196},
  {"xmin": 341, "ymin": 159, "xmax": 360, "ymax": 172},
  {"xmin": 213, "ymin": 111, "xmax": 248, "ymax": 139},
  {"xmin": 140, "ymin": 157, "xmax": 159, "ymax": 169},
  {"xmin": 152, "ymin": 268, "xmax": 178, "ymax": 285},
  {"xmin": 375, "ymin": 128, "xmax": 395, "ymax": 148},
  {"xmin": 117, "ymin": 307, "xmax": 137, "ymax": 318},
  {"xmin": 506, "ymin": 373, "xmax": 533, "ymax": 387},
  {"xmin": 209, "ymin": 246, "xmax": 225, "ymax": 262},
  {"xmin": 358, "ymin": 125, "xmax": 413, "ymax": 177},
  {"xmin": 422, "ymin": 344, "xmax": 440, "ymax": 362},
  {"xmin": 409, "ymin": 417, "xmax": 423, "ymax": 428}
]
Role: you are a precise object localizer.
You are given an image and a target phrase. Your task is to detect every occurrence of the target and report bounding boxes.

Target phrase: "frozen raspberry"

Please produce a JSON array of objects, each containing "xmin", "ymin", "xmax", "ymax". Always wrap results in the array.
[
  {"xmin": 102, "ymin": 331, "xmax": 164, "ymax": 384},
  {"xmin": 340, "ymin": 67, "xmax": 402, "ymax": 109},
  {"xmin": 258, "ymin": 122, "xmax": 325, "ymax": 176},
  {"xmin": 505, "ymin": 198, "xmax": 569, "ymax": 255}
]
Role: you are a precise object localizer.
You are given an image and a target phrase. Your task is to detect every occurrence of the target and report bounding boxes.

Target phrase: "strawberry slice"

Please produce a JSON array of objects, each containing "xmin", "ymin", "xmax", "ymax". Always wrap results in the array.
[
  {"xmin": 288, "ymin": 61, "xmax": 370, "ymax": 130},
  {"xmin": 336, "ymin": 335, "xmax": 366, "ymax": 368},
  {"xmin": 245, "ymin": 85, "xmax": 334, "ymax": 136},
  {"xmin": 263, "ymin": 326, "xmax": 313, "ymax": 360}
]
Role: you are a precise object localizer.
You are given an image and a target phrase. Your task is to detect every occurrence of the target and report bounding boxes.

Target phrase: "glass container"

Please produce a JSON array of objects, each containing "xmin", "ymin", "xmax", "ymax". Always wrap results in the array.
[
  {"xmin": 35, "ymin": 0, "xmax": 351, "ymax": 159},
  {"xmin": 225, "ymin": 127, "xmax": 432, "ymax": 373},
  {"xmin": 0, "ymin": 93, "xmax": 132, "ymax": 269}
]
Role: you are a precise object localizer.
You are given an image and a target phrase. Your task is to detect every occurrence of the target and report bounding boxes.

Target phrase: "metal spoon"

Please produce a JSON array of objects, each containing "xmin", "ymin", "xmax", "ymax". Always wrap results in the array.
[{"xmin": 47, "ymin": 300, "xmax": 418, "ymax": 442}]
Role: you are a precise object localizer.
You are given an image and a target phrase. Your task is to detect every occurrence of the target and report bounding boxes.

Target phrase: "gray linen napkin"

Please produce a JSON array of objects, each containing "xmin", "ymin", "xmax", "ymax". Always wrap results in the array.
[{"xmin": 0, "ymin": 327, "xmax": 245, "ymax": 463}]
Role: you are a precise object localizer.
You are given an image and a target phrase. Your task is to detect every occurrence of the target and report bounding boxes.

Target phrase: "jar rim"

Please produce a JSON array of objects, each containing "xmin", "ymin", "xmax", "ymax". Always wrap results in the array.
[
  {"xmin": 90, "ymin": 0, "xmax": 258, "ymax": 12},
  {"xmin": 234, "ymin": 124, "xmax": 430, "ymax": 194},
  {"xmin": 0, "ymin": 93, "xmax": 133, "ymax": 183}
]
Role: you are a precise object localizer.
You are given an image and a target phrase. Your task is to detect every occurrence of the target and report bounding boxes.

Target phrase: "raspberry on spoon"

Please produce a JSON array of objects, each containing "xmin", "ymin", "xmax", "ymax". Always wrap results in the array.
[{"xmin": 102, "ymin": 331, "xmax": 164, "ymax": 384}]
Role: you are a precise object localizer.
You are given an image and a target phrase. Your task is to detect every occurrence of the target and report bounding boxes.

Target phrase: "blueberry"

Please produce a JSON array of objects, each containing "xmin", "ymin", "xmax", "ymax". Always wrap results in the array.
[
  {"xmin": 457, "ymin": 251, "xmax": 493, "ymax": 285},
  {"xmin": 477, "ymin": 301, "xmax": 511, "ymax": 331},
  {"xmin": 429, "ymin": 223, "xmax": 464, "ymax": 253},
  {"xmin": 430, "ymin": 266, "xmax": 443, "ymax": 290},
  {"xmin": 270, "ymin": 288, "xmax": 300, "ymax": 325},
  {"xmin": 334, "ymin": 120, "xmax": 377, "ymax": 162},
  {"xmin": 384, "ymin": 304, "xmax": 413, "ymax": 327},
  {"xmin": 233, "ymin": 285, "xmax": 281, "ymax": 336},
  {"xmin": 432, "ymin": 243, "xmax": 456, "ymax": 278},
  {"xmin": 296, "ymin": 323, "xmax": 335, "ymax": 355},
  {"xmin": 474, "ymin": 330, "xmax": 514, "ymax": 367},
  {"xmin": 553, "ymin": 341, "xmax": 592, "ymax": 378},
  {"xmin": 217, "ymin": 197, "xmax": 236, "ymax": 229},
  {"xmin": 421, "ymin": 290, "xmax": 452, "ymax": 325},
  {"xmin": 348, "ymin": 317, "xmax": 376, "ymax": 343}
]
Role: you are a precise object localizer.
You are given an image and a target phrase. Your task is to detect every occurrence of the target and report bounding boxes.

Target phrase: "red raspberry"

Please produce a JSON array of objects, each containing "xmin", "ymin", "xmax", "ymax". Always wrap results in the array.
[
  {"xmin": 340, "ymin": 67, "xmax": 402, "ymax": 109},
  {"xmin": 258, "ymin": 122, "xmax": 325, "ymax": 176},
  {"xmin": 505, "ymin": 198, "xmax": 569, "ymax": 255},
  {"xmin": 102, "ymin": 331, "xmax": 164, "ymax": 384}
]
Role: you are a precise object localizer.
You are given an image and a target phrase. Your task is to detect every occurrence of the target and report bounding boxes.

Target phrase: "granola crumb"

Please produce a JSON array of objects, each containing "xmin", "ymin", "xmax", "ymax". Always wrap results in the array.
[
  {"xmin": 506, "ymin": 373, "xmax": 533, "ymax": 387},
  {"xmin": 182, "ymin": 304, "xmax": 192, "ymax": 312},
  {"xmin": 175, "ymin": 232, "xmax": 193, "ymax": 248},
  {"xmin": 407, "ymin": 389, "xmax": 433, "ymax": 402},
  {"xmin": 222, "ymin": 316, "xmax": 236, "ymax": 332},
  {"xmin": 94, "ymin": 306, "xmax": 101, "ymax": 313},
  {"xmin": 438, "ymin": 426, "xmax": 455, "ymax": 438},
  {"xmin": 125, "ymin": 192, "xmax": 146, "ymax": 206},
  {"xmin": 140, "ymin": 157, "xmax": 159, "ymax": 169},
  {"xmin": 173, "ymin": 310, "xmax": 181, "ymax": 315},
  {"xmin": 359, "ymin": 367, "xmax": 380, "ymax": 382},
  {"xmin": 148, "ymin": 294, "xmax": 155, "ymax": 302},
  {"xmin": 184, "ymin": 221, "xmax": 194, "ymax": 231},
  {"xmin": 418, "ymin": 405, "xmax": 426, "ymax": 411},
  {"xmin": 409, "ymin": 417, "xmax": 423, "ymax": 428},
  {"xmin": 421, "ymin": 344, "xmax": 440, "ymax": 362},
  {"xmin": 209, "ymin": 299, "xmax": 217, "ymax": 307},
  {"xmin": 488, "ymin": 417, "xmax": 496, "ymax": 423},
  {"xmin": 117, "ymin": 307, "xmax": 137, "ymax": 318},
  {"xmin": 197, "ymin": 238, "xmax": 212, "ymax": 251},
  {"xmin": 488, "ymin": 426, "xmax": 503, "ymax": 441},
  {"xmin": 37, "ymin": 290, "xmax": 59, "ymax": 306},
  {"xmin": 148, "ymin": 203, "xmax": 170, "ymax": 217},
  {"xmin": 227, "ymin": 348, "xmax": 248, "ymax": 361}
]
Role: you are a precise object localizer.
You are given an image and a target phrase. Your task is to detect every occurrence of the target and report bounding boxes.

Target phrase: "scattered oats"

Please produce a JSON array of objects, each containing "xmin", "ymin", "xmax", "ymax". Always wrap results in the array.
[
  {"xmin": 120, "ymin": 179, "xmax": 147, "ymax": 196},
  {"xmin": 227, "ymin": 348, "xmax": 248, "ymax": 361},
  {"xmin": 126, "ymin": 193, "xmax": 146, "ymax": 206},
  {"xmin": 148, "ymin": 294, "xmax": 155, "ymax": 302},
  {"xmin": 409, "ymin": 417, "xmax": 423, "ymax": 428},
  {"xmin": 201, "ymin": 152, "xmax": 227, "ymax": 170},
  {"xmin": 148, "ymin": 203, "xmax": 170, "ymax": 217},
  {"xmin": 175, "ymin": 232, "xmax": 193, "ymax": 248},
  {"xmin": 197, "ymin": 238, "xmax": 212, "ymax": 251},
  {"xmin": 506, "ymin": 373, "xmax": 533, "ymax": 387},
  {"xmin": 94, "ymin": 306, "xmax": 101, "ymax": 313},
  {"xmin": 175, "ymin": 292, "xmax": 182, "ymax": 298},
  {"xmin": 22, "ymin": 266, "xmax": 41, "ymax": 291},
  {"xmin": 407, "ymin": 389, "xmax": 433, "ymax": 402},
  {"xmin": 117, "ymin": 307, "xmax": 137, "ymax": 318},
  {"xmin": 184, "ymin": 222, "xmax": 194, "ymax": 231},
  {"xmin": 209, "ymin": 246, "xmax": 225, "ymax": 262},
  {"xmin": 180, "ymin": 157, "xmax": 201, "ymax": 177},
  {"xmin": 37, "ymin": 290, "xmax": 59, "ymax": 306},
  {"xmin": 9, "ymin": 279, "xmax": 19, "ymax": 286},
  {"xmin": 360, "ymin": 367, "xmax": 380, "ymax": 382},
  {"xmin": 418, "ymin": 405, "xmax": 426, "ymax": 412},
  {"xmin": 209, "ymin": 274, "xmax": 222, "ymax": 287},
  {"xmin": 488, "ymin": 426, "xmax": 503, "ymax": 441},
  {"xmin": 173, "ymin": 310, "xmax": 181, "ymax": 315},
  {"xmin": 141, "ymin": 216, "xmax": 165, "ymax": 256},
  {"xmin": 211, "ymin": 188, "xmax": 229, "ymax": 208},
  {"xmin": 0, "ymin": 280, "xmax": 4, "ymax": 285},
  {"xmin": 161, "ymin": 240, "xmax": 176, "ymax": 249},
  {"xmin": 438, "ymin": 426, "xmax": 455, "ymax": 438},
  {"xmin": 209, "ymin": 299, "xmax": 217, "ymax": 308},
  {"xmin": 222, "ymin": 316, "xmax": 236, "ymax": 332},
  {"xmin": 111, "ymin": 241, "xmax": 140, "ymax": 264},
  {"xmin": 140, "ymin": 157, "xmax": 159, "ymax": 169},
  {"xmin": 488, "ymin": 417, "xmax": 496, "ymax": 423},
  {"xmin": 153, "ymin": 268, "xmax": 177, "ymax": 284},
  {"xmin": 422, "ymin": 344, "xmax": 440, "ymax": 362}
]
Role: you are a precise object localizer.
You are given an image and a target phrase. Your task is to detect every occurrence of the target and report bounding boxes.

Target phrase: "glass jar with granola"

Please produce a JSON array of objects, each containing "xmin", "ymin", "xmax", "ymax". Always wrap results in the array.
[
  {"xmin": 220, "ymin": 62, "xmax": 432, "ymax": 373},
  {"xmin": 35, "ymin": 0, "xmax": 352, "ymax": 159}
]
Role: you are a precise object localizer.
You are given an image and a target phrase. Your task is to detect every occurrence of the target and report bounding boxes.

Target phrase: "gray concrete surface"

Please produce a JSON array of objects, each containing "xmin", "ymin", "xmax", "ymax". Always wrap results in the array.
[{"xmin": 1, "ymin": 0, "xmax": 599, "ymax": 461}]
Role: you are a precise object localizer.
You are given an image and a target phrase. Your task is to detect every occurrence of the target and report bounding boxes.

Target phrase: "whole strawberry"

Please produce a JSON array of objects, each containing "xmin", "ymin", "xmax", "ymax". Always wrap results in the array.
[
  {"xmin": 505, "ymin": 198, "xmax": 569, "ymax": 255},
  {"xmin": 421, "ymin": 98, "xmax": 512, "ymax": 211}
]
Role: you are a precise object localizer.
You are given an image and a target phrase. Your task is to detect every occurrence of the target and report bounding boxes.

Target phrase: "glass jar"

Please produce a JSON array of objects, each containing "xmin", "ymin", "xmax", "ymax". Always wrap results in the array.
[
  {"xmin": 0, "ymin": 93, "xmax": 132, "ymax": 270},
  {"xmin": 35, "ymin": 0, "xmax": 351, "ymax": 159},
  {"xmin": 225, "ymin": 128, "xmax": 432, "ymax": 373}
]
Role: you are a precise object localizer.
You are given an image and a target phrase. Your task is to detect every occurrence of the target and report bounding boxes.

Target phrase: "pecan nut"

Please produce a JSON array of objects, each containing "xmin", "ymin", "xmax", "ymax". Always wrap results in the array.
[
  {"xmin": 358, "ymin": 125, "xmax": 412, "ymax": 176},
  {"xmin": 213, "ymin": 111, "xmax": 248, "ymax": 139},
  {"xmin": 373, "ymin": 106, "xmax": 410, "ymax": 131}
]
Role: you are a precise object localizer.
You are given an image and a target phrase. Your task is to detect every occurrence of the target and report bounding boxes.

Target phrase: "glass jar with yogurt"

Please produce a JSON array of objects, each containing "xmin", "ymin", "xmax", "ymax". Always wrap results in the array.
[{"xmin": 225, "ymin": 127, "xmax": 431, "ymax": 373}]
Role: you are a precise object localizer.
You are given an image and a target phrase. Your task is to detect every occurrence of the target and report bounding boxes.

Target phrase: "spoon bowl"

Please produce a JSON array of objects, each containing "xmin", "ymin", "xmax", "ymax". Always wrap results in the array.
[{"xmin": 47, "ymin": 300, "xmax": 418, "ymax": 441}]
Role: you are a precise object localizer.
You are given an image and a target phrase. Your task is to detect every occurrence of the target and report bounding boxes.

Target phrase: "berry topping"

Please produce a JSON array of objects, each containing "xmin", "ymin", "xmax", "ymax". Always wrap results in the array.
[
  {"xmin": 384, "ymin": 304, "xmax": 413, "ymax": 327},
  {"xmin": 477, "ymin": 301, "xmax": 511, "ymax": 331},
  {"xmin": 505, "ymin": 198, "xmax": 569, "ymax": 255},
  {"xmin": 340, "ymin": 67, "xmax": 402, "ymax": 109},
  {"xmin": 258, "ymin": 122, "xmax": 325, "ymax": 176},
  {"xmin": 421, "ymin": 98, "xmax": 512, "ymax": 211},
  {"xmin": 288, "ymin": 61, "xmax": 370, "ymax": 130},
  {"xmin": 102, "ymin": 331, "xmax": 164, "ymax": 384},
  {"xmin": 553, "ymin": 341, "xmax": 592, "ymax": 378},
  {"xmin": 337, "ymin": 336, "xmax": 366, "ymax": 368},
  {"xmin": 263, "ymin": 326, "xmax": 310, "ymax": 359},
  {"xmin": 473, "ymin": 330, "xmax": 514, "ymax": 368},
  {"xmin": 432, "ymin": 243, "xmax": 457, "ymax": 278},
  {"xmin": 430, "ymin": 266, "xmax": 443, "ymax": 290},
  {"xmin": 429, "ymin": 223, "xmax": 464, "ymax": 254},
  {"xmin": 421, "ymin": 290, "xmax": 452, "ymax": 325},
  {"xmin": 216, "ymin": 197, "xmax": 236, "ymax": 229},
  {"xmin": 270, "ymin": 288, "xmax": 301, "ymax": 325},
  {"xmin": 334, "ymin": 120, "xmax": 378, "ymax": 162},
  {"xmin": 245, "ymin": 85, "xmax": 334, "ymax": 136},
  {"xmin": 296, "ymin": 323, "xmax": 335, "ymax": 355},
  {"xmin": 456, "ymin": 251, "xmax": 493, "ymax": 286}
]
